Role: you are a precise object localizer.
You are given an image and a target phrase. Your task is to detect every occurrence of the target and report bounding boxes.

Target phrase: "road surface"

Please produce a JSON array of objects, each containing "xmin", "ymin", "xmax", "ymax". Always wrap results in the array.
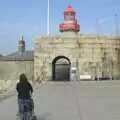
[{"xmin": 0, "ymin": 80, "xmax": 120, "ymax": 120}]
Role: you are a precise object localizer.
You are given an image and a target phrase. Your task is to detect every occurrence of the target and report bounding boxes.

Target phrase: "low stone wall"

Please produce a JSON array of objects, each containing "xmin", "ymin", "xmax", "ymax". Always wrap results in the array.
[
  {"xmin": 0, "ymin": 60, "xmax": 34, "ymax": 95},
  {"xmin": 0, "ymin": 79, "xmax": 46, "ymax": 96},
  {"xmin": 0, "ymin": 80, "xmax": 16, "ymax": 94},
  {"xmin": 0, "ymin": 60, "xmax": 34, "ymax": 80}
]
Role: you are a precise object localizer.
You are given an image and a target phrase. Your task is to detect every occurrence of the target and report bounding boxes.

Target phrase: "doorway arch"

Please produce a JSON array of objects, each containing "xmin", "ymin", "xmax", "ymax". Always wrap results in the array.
[{"xmin": 52, "ymin": 56, "xmax": 71, "ymax": 81}]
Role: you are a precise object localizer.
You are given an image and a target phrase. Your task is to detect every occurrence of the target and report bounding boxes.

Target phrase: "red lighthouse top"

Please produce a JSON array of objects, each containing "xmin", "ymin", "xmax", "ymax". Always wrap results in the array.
[
  {"xmin": 64, "ymin": 5, "xmax": 75, "ymax": 13},
  {"xmin": 59, "ymin": 5, "xmax": 80, "ymax": 33}
]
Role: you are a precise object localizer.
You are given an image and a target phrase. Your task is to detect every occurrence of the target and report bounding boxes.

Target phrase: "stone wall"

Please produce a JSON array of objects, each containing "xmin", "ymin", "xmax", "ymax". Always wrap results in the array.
[
  {"xmin": 0, "ymin": 60, "xmax": 34, "ymax": 90},
  {"xmin": 34, "ymin": 34, "xmax": 120, "ymax": 81},
  {"xmin": 0, "ymin": 61, "xmax": 34, "ymax": 93},
  {"xmin": 34, "ymin": 35, "xmax": 78, "ymax": 81},
  {"xmin": 77, "ymin": 35, "xmax": 120, "ymax": 79}
]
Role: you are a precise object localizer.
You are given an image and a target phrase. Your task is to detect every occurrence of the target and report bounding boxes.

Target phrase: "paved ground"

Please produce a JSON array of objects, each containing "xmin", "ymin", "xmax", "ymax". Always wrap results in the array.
[{"xmin": 0, "ymin": 80, "xmax": 120, "ymax": 120}]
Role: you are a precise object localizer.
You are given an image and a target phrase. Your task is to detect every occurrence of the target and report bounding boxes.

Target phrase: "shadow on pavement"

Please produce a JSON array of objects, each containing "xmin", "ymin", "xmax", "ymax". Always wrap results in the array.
[{"xmin": 36, "ymin": 113, "xmax": 52, "ymax": 120}]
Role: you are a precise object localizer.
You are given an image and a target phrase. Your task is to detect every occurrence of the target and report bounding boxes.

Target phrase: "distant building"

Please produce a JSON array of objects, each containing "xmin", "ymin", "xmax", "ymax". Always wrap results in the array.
[{"xmin": 0, "ymin": 36, "xmax": 34, "ymax": 80}]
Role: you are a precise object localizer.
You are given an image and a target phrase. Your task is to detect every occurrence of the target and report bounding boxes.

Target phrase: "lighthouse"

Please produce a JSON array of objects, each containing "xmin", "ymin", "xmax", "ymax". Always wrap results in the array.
[{"xmin": 59, "ymin": 5, "xmax": 80, "ymax": 34}]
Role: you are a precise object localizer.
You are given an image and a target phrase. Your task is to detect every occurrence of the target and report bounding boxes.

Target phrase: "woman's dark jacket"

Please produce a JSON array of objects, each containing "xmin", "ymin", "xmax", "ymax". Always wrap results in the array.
[{"xmin": 16, "ymin": 82, "xmax": 33, "ymax": 99}]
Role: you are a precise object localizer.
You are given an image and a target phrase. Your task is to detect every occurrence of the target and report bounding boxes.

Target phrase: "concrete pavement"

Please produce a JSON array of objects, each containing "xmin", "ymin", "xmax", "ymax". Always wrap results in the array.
[{"xmin": 0, "ymin": 80, "xmax": 120, "ymax": 120}]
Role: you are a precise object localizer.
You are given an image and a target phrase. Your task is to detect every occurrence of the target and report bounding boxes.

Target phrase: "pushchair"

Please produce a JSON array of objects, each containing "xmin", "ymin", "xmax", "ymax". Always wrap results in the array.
[{"xmin": 17, "ymin": 98, "xmax": 37, "ymax": 120}]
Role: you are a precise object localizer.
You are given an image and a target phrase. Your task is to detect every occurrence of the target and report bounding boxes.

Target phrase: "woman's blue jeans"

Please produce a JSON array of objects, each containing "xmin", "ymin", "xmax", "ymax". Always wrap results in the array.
[{"xmin": 18, "ymin": 98, "xmax": 34, "ymax": 120}]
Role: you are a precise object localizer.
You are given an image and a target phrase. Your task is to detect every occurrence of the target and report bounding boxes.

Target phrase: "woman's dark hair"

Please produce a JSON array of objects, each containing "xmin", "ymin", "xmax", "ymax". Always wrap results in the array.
[{"xmin": 19, "ymin": 73, "xmax": 28, "ymax": 83}]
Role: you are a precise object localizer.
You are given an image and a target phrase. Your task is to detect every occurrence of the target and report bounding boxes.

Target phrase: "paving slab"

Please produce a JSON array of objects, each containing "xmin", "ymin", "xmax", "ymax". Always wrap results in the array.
[{"xmin": 0, "ymin": 81, "xmax": 120, "ymax": 120}]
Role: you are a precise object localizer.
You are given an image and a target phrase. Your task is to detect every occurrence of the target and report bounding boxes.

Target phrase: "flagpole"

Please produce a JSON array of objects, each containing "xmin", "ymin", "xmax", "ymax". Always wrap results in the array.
[
  {"xmin": 47, "ymin": 0, "xmax": 50, "ymax": 36},
  {"xmin": 114, "ymin": 13, "xmax": 119, "ymax": 37}
]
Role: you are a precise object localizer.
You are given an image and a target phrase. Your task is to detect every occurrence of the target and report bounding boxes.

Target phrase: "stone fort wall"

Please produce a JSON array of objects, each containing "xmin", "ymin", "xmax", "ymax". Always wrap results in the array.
[
  {"xmin": 0, "ymin": 60, "xmax": 34, "ymax": 91},
  {"xmin": 34, "ymin": 34, "xmax": 120, "ymax": 81}
]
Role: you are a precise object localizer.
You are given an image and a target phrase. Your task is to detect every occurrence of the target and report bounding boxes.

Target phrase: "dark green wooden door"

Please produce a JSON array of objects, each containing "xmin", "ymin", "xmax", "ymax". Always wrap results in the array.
[{"xmin": 55, "ymin": 64, "xmax": 70, "ymax": 81}]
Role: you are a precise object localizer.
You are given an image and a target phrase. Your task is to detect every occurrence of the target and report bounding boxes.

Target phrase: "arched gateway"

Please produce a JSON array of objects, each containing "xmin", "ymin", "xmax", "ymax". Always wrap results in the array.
[{"xmin": 52, "ymin": 56, "xmax": 71, "ymax": 81}]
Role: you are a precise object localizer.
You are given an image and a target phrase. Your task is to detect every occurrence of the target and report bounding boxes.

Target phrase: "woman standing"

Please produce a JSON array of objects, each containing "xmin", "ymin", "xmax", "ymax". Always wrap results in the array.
[{"xmin": 16, "ymin": 73, "xmax": 34, "ymax": 120}]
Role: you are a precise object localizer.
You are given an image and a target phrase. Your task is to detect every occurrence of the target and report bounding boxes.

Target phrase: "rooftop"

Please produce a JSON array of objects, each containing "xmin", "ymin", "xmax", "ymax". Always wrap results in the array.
[
  {"xmin": 0, "ymin": 50, "xmax": 34, "ymax": 61},
  {"xmin": 64, "ymin": 5, "xmax": 75, "ymax": 13}
]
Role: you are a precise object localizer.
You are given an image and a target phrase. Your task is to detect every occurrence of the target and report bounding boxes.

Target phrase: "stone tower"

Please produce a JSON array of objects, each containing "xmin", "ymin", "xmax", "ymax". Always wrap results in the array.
[{"xmin": 18, "ymin": 35, "xmax": 25, "ymax": 55}]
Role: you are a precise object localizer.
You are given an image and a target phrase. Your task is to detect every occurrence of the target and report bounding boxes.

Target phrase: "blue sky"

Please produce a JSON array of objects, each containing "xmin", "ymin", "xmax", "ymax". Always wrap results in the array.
[{"xmin": 0, "ymin": 0, "xmax": 120, "ymax": 55}]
